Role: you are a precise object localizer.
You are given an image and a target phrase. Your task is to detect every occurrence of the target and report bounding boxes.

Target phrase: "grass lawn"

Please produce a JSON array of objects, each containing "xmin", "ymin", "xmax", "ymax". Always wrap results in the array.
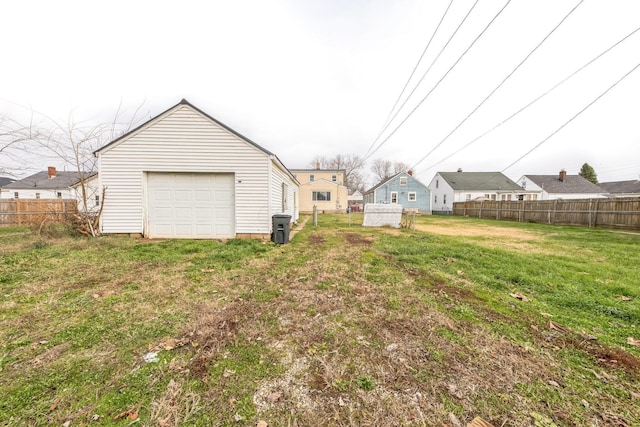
[{"xmin": 1, "ymin": 215, "xmax": 639, "ymax": 426}]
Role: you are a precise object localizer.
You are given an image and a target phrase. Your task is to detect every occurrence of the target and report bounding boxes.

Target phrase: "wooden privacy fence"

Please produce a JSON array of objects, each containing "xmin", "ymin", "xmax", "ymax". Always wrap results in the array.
[
  {"xmin": 0, "ymin": 199, "xmax": 78, "ymax": 227},
  {"xmin": 452, "ymin": 197, "xmax": 640, "ymax": 230}
]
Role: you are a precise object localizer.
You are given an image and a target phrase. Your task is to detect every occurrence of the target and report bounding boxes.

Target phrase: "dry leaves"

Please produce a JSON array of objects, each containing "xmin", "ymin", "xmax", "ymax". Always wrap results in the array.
[
  {"xmin": 616, "ymin": 295, "xmax": 632, "ymax": 301},
  {"xmin": 509, "ymin": 292, "xmax": 529, "ymax": 302},
  {"xmin": 467, "ymin": 417, "xmax": 494, "ymax": 427},
  {"xmin": 627, "ymin": 337, "xmax": 640, "ymax": 347},
  {"xmin": 549, "ymin": 321, "xmax": 571, "ymax": 333}
]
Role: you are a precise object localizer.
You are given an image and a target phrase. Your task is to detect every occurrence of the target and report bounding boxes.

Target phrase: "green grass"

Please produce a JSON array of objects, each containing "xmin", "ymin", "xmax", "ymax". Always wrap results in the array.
[{"xmin": 1, "ymin": 215, "xmax": 639, "ymax": 426}]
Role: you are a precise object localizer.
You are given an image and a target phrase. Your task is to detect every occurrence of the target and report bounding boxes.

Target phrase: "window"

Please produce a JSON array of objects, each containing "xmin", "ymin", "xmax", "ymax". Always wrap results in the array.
[
  {"xmin": 14, "ymin": 192, "xmax": 19, "ymax": 199},
  {"xmin": 408, "ymin": 192, "xmax": 416, "ymax": 201},
  {"xmin": 312, "ymin": 191, "xmax": 331, "ymax": 201},
  {"xmin": 400, "ymin": 177, "xmax": 407, "ymax": 186},
  {"xmin": 309, "ymin": 174, "xmax": 315, "ymax": 182},
  {"xmin": 391, "ymin": 191, "xmax": 398, "ymax": 204},
  {"xmin": 484, "ymin": 194, "xmax": 490, "ymax": 199},
  {"xmin": 95, "ymin": 195, "xmax": 100, "ymax": 207},
  {"xmin": 35, "ymin": 193, "xmax": 41, "ymax": 199},
  {"xmin": 443, "ymin": 194, "xmax": 447, "ymax": 204},
  {"xmin": 532, "ymin": 194, "xmax": 538, "ymax": 201},
  {"xmin": 56, "ymin": 192, "xmax": 62, "ymax": 199},
  {"xmin": 331, "ymin": 174, "xmax": 337, "ymax": 182},
  {"xmin": 507, "ymin": 194, "xmax": 512, "ymax": 201},
  {"xmin": 466, "ymin": 194, "xmax": 471, "ymax": 201},
  {"xmin": 490, "ymin": 194, "xmax": 496, "ymax": 201},
  {"xmin": 434, "ymin": 195, "xmax": 437, "ymax": 204},
  {"xmin": 436, "ymin": 179, "xmax": 439, "ymax": 189}
]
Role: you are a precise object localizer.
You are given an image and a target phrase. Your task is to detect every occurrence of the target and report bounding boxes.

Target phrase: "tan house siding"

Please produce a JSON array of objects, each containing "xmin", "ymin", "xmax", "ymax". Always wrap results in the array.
[{"xmin": 298, "ymin": 179, "xmax": 348, "ymax": 213}]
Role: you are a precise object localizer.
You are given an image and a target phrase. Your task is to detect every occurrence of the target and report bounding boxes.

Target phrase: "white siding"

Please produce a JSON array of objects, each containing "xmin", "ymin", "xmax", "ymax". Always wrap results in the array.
[
  {"xmin": 98, "ymin": 104, "xmax": 272, "ymax": 236},
  {"xmin": 270, "ymin": 161, "xmax": 299, "ymax": 227}
]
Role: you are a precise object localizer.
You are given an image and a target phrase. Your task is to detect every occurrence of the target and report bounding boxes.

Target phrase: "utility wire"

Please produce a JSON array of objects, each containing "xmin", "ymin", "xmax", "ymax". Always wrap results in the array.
[
  {"xmin": 409, "ymin": 0, "xmax": 584, "ymax": 171},
  {"xmin": 367, "ymin": 0, "xmax": 479, "ymax": 158},
  {"xmin": 363, "ymin": 0, "xmax": 512, "ymax": 162},
  {"xmin": 365, "ymin": 0, "xmax": 455, "ymax": 158},
  {"xmin": 419, "ymin": 24, "xmax": 640, "ymax": 174},
  {"xmin": 502, "ymin": 60, "xmax": 640, "ymax": 172}
]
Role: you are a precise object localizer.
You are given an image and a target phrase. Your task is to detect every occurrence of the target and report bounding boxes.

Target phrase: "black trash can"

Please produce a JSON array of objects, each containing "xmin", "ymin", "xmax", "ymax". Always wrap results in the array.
[{"xmin": 272, "ymin": 214, "xmax": 291, "ymax": 244}]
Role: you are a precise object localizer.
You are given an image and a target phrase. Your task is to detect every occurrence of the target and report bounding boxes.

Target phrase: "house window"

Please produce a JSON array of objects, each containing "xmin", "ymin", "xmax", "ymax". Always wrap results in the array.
[
  {"xmin": 312, "ymin": 191, "xmax": 331, "ymax": 201},
  {"xmin": 507, "ymin": 194, "xmax": 512, "ymax": 201},
  {"xmin": 408, "ymin": 192, "xmax": 416, "ymax": 201},
  {"xmin": 532, "ymin": 194, "xmax": 538, "ymax": 201},
  {"xmin": 95, "ymin": 195, "xmax": 100, "ymax": 207},
  {"xmin": 56, "ymin": 192, "xmax": 62, "ymax": 199},
  {"xmin": 309, "ymin": 174, "xmax": 315, "ymax": 182},
  {"xmin": 35, "ymin": 193, "xmax": 41, "ymax": 199},
  {"xmin": 14, "ymin": 192, "xmax": 19, "ymax": 199},
  {"xmin": 331, "ymin": 174, "xmax": 337, "ymax": 182},
  {"xmin": 391, "ymin": 192, "xmax": 398, "ymax": 204},
  {"xmin": 490, "ymin": 194, "xmax": 496, "ymax": 201},
  {"xmin": 443, "ymin": 194, "xmax": 447, "ymax": 204},
  {"xmin": 436, "ymin": 179, "xmax": 439, "ymax": 189},
  {"xmin": 466, "ymin": 194, "xmax": 471, "ymax": 201},
  {"xmin": 400, "ymin": 177, "xmax": 407, "ymax": 186},
  {"xmin": 434, "ymin": 195, "xmax": 437, "ymax": 204}
]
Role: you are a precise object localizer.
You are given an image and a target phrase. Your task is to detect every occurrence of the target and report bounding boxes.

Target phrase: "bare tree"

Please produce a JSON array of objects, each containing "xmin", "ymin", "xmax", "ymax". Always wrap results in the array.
[
  {"xmin": 370, "ymin": 159, "xmax": 410, "ymax": 182},
  {"xmin": 0, "ymin": 114, "xmax": 41, "ymax": 176},
  {"xmin": 3, "ymin": 102, "xmax": 146, "ymax": 235},
  {"xmin": 308, "ymin": 153, "xmax": 366, "ymax": 193}
]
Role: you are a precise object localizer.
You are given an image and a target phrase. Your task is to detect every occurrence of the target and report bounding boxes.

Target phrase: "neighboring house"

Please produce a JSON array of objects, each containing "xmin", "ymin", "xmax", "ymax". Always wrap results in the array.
[
  {"xmin": 363, "ymin": 171, "xmax": 431, "ymax": 213},
  {"xmin": 347, "ymin": 190, "xmax": 363, "ymax": 211},
  {"xmin": 598, "ymin": 178, "xmax": 640, "ymax": 198},
  {"xmin": 0, "ymin": 177, "xmax": 16, "ymax": 197},
  {"xmin": 429, "ymin": 171, "xmax": 527, "ymax": 213},
  {"xmin": 518, "ymin": 170, "xmax": 608, "ymax": 200},
  {"xmin": 289, "ymin": 167, "xmax": 348, "ymax": 213},
  {"xmin": 0, "ymin": 167, "xmax": 87, "ymax": 201},
  {"xmin": 70, "ymin": 173, "xmax": 100, "ymax": 213},
  {"xmin": 94, "ymin": 99, "xmax": 299, "ymax": 239}
]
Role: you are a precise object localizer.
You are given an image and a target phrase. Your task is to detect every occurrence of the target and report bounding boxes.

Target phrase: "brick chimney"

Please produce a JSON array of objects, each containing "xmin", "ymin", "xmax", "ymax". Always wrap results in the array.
[
  {"xmin": 316, "ymin": 161, "xmax": 320, "ymax": 170},
  {"xmin": 48, "ymin": 166, "xmax": 57, "ymax": 179},
  {"xmin": 407, "ymin": 170, "xmax": 413, "ymax": 176},
  {"xmin": 559, "ymin": 169, "xmax": 567, "ymax": 182},
  {"xmin": 457, "ymin": 168, "xmax": 463, "ymax": 173}
]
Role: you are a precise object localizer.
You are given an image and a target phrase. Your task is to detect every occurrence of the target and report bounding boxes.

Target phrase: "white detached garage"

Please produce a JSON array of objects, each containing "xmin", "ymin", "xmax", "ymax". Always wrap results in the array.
[{"xmin": 95, "ymin": 99, "xmax": 299, "ymax": 239}]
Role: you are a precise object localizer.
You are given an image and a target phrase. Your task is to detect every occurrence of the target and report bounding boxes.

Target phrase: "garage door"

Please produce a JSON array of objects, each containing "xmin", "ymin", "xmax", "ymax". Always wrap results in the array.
[{"xmin": 146, "ymin": 173, "xmax": 234, "ymax": 238}]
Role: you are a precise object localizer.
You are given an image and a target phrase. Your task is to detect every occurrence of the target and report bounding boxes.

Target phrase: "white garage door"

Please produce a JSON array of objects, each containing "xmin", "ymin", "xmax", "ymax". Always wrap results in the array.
[{"xmin": 147, "ymin": 173, "xmax": 235, "ymax": 238}]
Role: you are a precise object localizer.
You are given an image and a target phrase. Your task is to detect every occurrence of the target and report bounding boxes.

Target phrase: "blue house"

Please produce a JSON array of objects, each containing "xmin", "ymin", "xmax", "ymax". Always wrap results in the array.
[{"xmin": 363, "ymin": 171, "xmax": 431, "ymax": 213}]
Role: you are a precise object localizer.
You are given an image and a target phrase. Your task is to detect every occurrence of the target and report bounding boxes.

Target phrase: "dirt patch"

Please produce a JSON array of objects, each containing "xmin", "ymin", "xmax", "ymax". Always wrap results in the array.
[
  {"xmin": 342, "ymin": 233, "xmax": 372, "ymax": 246},
  {"xmin": 308, "ymin": 234, "xmax": 325, "ymax": 245}
]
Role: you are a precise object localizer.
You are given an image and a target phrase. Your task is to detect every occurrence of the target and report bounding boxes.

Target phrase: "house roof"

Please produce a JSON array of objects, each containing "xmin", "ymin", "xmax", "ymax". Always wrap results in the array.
[
  {"xmin": 300, "ymin": 178, "xmax": 347, "ymax": 188},
  {"xmin": 3, "ymin": 171, "xmax": 89, "ymax": 190},
  {"xmin": 524, "ymin": 174, "xmax": 606, "ymax": 194},
  {"xmin": 93, "ymin": 99, "xmax": 298, "ymax": 184},
  {"xmin": 598, "ymin": 179, "xmax": 640, "ymax": 194},
  {"xmin": 0, "ymin": 177, "xmax": 16, "ymax": 187},
  {"xmin": 438, "ymin": 172, "xmax": 523, "ymax": 191},
  {"xmin": 289, "ymin": 168, "xmax": 346, "ymax": 173}
]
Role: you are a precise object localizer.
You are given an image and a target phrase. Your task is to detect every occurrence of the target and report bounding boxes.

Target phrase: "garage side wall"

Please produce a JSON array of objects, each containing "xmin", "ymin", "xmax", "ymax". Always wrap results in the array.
[
  {"xmin": 269, "ymin": 162, "xmax": 299, "ymax": 229},
  {"xmin": 98, "ymin": 105, "xmax": 271, "ymax": 236}
]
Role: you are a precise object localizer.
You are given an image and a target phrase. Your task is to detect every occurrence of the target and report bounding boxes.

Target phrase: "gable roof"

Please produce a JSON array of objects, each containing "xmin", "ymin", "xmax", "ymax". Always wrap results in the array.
[
  {"xmin": 598, "ymin": 179, "xmax": 640, "ymax": 194},
  {"xmin": 365, "ymin": 172, "xmax": 429, "ymax": 194},
  {"xmin": 438, "ymin": 172, "xmax": 523, "ymax": 191},
  {"xmin": 300, "ymin": 178, "xmax": 347, "ymax": 188},
  {"xmin": 3, "ymin": 171, "xmax": 89, "ymax": 190},
  {"xmin": 524, "ymin": 174, "xmax": 606, "ymax": 194},
  {"xmin": 0, "ymin": 177, "xmax": 16, "ymax": 187},
  {"xmin": 94, "ymin": 99, "xmax": 298, "ymax": 184}
]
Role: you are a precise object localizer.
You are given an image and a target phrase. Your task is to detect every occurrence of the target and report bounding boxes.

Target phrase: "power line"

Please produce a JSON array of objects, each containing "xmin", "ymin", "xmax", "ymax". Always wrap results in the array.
[
  {"xmin": 367, "ymin": 0, "xmax": 479, "ymax": 158},
  {"xmin": 363, "ymin": 0, "xmax": 512, "ymax": 162},
  {"xmin": 419, "ymin": 21, "xmax": 640, "ymax": 176},
  {"xmin": 409, "ymin": 0, "xmax": 584, "ymax": 172},
  {"xmin": 502, "ymin": 60, "xmax": 640, "ymax": 172},
  {"xmin": 365, "ymin": 0, "xmax": 455, "ymax": 158}
]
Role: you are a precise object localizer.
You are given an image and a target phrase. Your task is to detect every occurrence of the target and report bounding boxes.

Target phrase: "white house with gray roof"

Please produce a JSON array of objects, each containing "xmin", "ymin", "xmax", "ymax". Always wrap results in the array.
[
  {"xmin": 428, "ymin": 171, "xmax": 529, "ymax": 213},
  {"xmin": 598, "ymin": 178, "xmax": 640, "ymax": 198},
  {"xmin": 517, "ymin": 170, "xmax": 608, "ymax": 200}
]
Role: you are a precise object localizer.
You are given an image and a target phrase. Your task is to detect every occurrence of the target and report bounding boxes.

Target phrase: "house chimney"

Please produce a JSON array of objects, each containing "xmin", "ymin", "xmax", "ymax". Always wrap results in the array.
[
  {"xmin": 408, "ymin": 170, "xmax": 413, "ymax": 176},
  {"xmin": 457, "ymin": 168, "xmax": 463, "ymax": 173},
  {"xmin": 316, "ymin": 161, "xmax": 320, "ymax": 170},
  {"xmin": 48, "ymin": 166, "xmax": 56, "ymax": 179},
  {"xmin": 559, "ymin": 169, "xmax": 567, "ymax": 182}
]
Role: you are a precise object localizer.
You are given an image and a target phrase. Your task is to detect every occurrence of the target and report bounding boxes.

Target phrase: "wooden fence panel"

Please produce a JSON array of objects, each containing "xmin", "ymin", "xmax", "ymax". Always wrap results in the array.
[
  {"xmin": 451, "ymin": 197, "xmax": 640, "ymax": 230},
  {"xmin": 0, "ymin": 199, "xmax": 78, "ymax": 227}
]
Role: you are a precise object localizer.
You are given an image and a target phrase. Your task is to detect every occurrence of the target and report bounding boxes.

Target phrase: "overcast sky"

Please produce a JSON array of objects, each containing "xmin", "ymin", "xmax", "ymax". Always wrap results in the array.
[{"xmin": 2, "ymin": 0, "xmax": 639, "ymax": 185}]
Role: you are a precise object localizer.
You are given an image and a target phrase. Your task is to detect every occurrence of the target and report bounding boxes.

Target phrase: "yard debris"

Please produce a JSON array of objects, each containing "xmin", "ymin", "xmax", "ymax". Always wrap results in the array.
[
  {"xmin": 549, "ymin": 321, "xmax": 571, "ymax": 333},
  {"xmin": 510, "ymin": 292, "xmax": 529, "ymax": 302},
  {"xmin": 616, "ymin": 295, "xmax": 632, "ymax": 301},
  {"xmin": 540, "ymin": 312, "xmax": 553, "ymax": 318},
  {"xmin": 200, "ymin": 268, "xmax": 215, "ymax": 273},
  {"xmin": 467, "ymin": 417, "xmax": 494, "ymax": 427},
  {"xmin": 223, "ymin": 369, "xmax": 236, "ymax": 378},
  {"xmin": 385, "ymin": 343, "xmax": 399, "ymax": 352},
  {"xmin": 548, "ymin": 380, "xmax": 560, "ymax": 388},
  {"xmin": 626, "ymin": 337, "xmax": 640, "ymax": 347},
  {"xmin": 62, "ymin": 421, "xmax": 71, "ymax": 427},
  {"xmin": 151, "ymin": 337, "xmax": 190, "ymax": 351},
  {"xmin": 581, "ymin": 399, "xmax": 589, "ymax": 408},
  {"xmin": 49, "ymin": 398, "xmax": 61, "ymax": 412},
  {"xmin": 233, "ymin": 413, "xmax": 244, "ymax": 422},
  {"xmin": 257, "ymin": 421, "xmax": 268, "ymax": 427},
  {"xmin": 580, "ymin": 332, "xmax": 598, "ymax": 341},
  {"xmin": 267, "ymin": 391, "xmax": 283, "ymax": 403},
  {"xmin": 113, "ymin": 407, "xmax": 139, "ymax": 421},
  {"xmin": 143, "ymin": 351, "xmax": 160, "ymax": 363},
  {"xmin": 448, "ymin": 412, "xmax": 462, "ymax": 427}
]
